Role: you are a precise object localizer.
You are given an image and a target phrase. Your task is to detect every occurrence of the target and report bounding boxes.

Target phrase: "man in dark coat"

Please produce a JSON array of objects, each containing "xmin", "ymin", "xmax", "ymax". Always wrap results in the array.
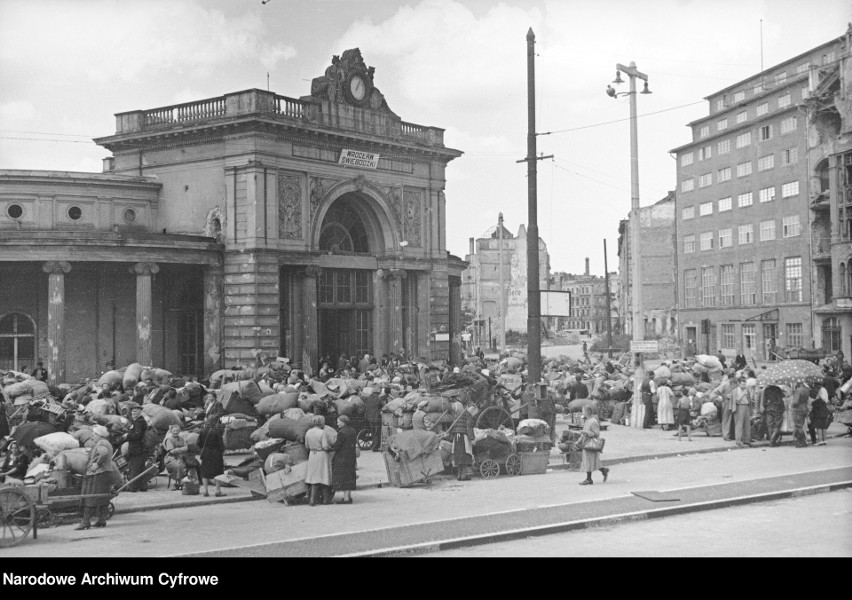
[
  {"xmin": 122, "ymin": 404, "xmax": 149, "ymax": 492},
  {"xmin": 760, "ymin": 385, "xmax": 786, "ymax": 446},
  {"xmin": 331, "ymin": 415, "xmax": 358, "ymax": 504},
  {"xmin": 733, "ymin": 350, "xmax": 747, "ymax": 371},
  {"xmin": 642, "ymin": 373, "xmax": 655, "ymax": 429},
  {"xmin": 716, "ymin": 350, "xmax": 727, "ymax": 369},
  {"xmin": 32, "ymin": 361, "xmax": 48, "ymax": 382},
  {"xmin": 363, "ymin": 387, "xmax": 385, "ymax": 452},
  {"xmin": 791, "ymin": 382, "xmax": 811, "ymax": 448}
]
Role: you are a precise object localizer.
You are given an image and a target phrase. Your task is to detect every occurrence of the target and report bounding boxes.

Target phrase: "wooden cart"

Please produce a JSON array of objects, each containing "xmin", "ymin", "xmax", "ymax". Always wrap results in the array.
[{"xmin": 472, "ymin": 438, "xmax": 521, "ymax": 479}]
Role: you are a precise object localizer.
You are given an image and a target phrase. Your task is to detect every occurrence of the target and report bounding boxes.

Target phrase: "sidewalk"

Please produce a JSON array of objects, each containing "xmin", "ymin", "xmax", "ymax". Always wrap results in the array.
[{"xmin": 107, "ymin": 416, "xmax": 850, "ymax": 516}]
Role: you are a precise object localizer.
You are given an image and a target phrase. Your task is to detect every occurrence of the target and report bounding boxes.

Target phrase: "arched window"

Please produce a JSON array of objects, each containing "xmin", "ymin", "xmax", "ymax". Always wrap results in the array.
[
  {"xmin": 841, "ymin": 263, "xmax": 847, "ymax": 295},
  {"xmin": 319, "ymin": 200, "xmax": 370, "ymax": 253},
  {"xmin": 0, "ymin": 313, "xmax": 36, "ymax": 372}
]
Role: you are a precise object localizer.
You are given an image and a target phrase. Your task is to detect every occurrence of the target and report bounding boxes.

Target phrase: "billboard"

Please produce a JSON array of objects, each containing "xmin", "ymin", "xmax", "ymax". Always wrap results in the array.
[{"xmin": 541, "ymin": 290, "xmax": 571, "ymax": 317}]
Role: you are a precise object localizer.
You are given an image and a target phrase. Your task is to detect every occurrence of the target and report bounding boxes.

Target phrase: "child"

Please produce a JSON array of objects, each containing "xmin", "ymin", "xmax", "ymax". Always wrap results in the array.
[
  {"xmin": 809, "ymin": 394, "xmax": 830, "ymax": 446},
  {"xmin": 677, "ymin": 388, "xmax": 694, "ymax": 441}
]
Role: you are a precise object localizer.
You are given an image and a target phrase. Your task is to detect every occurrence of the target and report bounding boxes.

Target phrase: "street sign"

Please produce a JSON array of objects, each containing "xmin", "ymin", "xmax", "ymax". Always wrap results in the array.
[{"xmin": 630, "ymin": 340, "xmax": 659, "ymax": 354}]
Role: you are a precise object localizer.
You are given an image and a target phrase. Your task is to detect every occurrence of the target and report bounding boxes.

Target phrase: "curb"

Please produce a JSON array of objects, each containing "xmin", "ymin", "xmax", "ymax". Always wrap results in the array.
[{"xmin": 344, "ymin": 479, "xmax": 852, "ymax": 557}]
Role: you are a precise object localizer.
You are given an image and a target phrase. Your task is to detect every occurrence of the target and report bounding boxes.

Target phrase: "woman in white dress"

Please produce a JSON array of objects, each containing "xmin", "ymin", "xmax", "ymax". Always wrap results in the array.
[{"xmin": 656, "ymin": 381, "xmax": 676, "ymax": 431}]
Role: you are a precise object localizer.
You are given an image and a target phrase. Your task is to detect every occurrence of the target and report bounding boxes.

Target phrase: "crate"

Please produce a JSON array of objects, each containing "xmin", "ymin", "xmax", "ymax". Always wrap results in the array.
[
  {"xmin": 381, "ymin": 425, "xmax": 399, "ymax": 451},
  {"xmin": 518, "ymin": 450, "xmax": 549, "ymax": 475},
  {"xmin": 264, "ymin": 461, "xmax": 309, "ymax": 503}
]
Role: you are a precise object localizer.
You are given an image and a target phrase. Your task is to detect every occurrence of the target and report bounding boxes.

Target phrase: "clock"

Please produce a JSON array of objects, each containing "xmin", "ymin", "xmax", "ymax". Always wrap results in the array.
[{"xmin": 349, "ymin": 73, "xmax": 366, "ymax": 102}]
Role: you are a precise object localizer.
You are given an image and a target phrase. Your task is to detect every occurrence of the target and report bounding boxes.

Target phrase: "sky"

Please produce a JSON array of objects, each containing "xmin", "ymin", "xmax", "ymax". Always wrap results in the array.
[{"xmin": 1, "ymin": 0, "xmax": 849, "ymax": 276}]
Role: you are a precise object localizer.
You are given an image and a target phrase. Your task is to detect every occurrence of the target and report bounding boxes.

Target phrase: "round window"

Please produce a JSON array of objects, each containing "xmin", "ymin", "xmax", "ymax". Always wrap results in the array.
[
  {"xmin": 6, "ymin": 204, "xmax": 23, "ymax": 219},
  {"xmin": 67, "ymin": 206, "xmax": 82, "ymax": 220},
  {"xmin": 123, "ymin": 208, "xmax": 137, "ymax": 224}
]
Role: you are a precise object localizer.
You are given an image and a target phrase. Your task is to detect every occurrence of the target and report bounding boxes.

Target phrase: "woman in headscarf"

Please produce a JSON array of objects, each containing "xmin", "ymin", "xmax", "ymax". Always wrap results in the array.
[
  {"xmin": 446, "ymin": 403, "xmax": 477, "ymax": 481},
  {"xmin": 331, "ymin": 415, "xmax": 357, "ymax": 504},
  {"xmin": 305, "ymin": 415, "xmax": 337, "ymax": 506},
  {"xmin": 198, "ymin": 417, "xmax": 226, "ymax": 497},
  {"xmin": 76, "ymin": 425, "xmax": 115, "ymax": 530},
  {"xmin": 163, "ymin": 424, "xmax": 188, "ymax": 490},
  {"xmin": 577, "ymin": 404, "xmax": 609, "ymax": 485}
]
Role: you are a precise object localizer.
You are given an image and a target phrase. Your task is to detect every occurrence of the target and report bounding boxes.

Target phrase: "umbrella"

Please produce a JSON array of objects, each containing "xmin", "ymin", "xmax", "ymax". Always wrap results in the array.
[
  {"xmin": 10, "ymin": 421, "xmax": 56, "ymax": 450},
  {"xmin": 757, "ymin": 359, "xmax": 824, "ymax": 388}
]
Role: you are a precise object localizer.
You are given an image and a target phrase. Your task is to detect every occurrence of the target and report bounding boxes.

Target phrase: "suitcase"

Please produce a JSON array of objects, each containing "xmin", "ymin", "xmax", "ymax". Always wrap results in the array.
[{"xmin": 264, "ymin": 461, "xmax": 309, "ymax": 503}]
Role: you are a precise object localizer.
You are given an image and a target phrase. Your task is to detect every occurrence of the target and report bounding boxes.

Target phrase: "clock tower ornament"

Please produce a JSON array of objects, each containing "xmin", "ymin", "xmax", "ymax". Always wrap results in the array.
[{"xmin": 310, "ymin": 48, "xmax": 393, "ymax": 114}]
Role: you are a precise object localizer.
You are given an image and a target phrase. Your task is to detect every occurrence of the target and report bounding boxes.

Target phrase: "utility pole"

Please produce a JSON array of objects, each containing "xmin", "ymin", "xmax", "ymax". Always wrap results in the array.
[
  {"xmin": 604, "ymin": 239, "xmax": 613, "ymax": 358},
  {"xmin": 498, "ymin": 212, "xmax": 506, "ymax": 353},
  {"xmin": 608, "ymin": 61, "xmax": 651, "ymax": 428}
]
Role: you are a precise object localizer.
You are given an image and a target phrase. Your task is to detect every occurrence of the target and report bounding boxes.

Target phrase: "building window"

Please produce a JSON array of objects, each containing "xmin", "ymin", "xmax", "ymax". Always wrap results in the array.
[
  {"xmin": 736, "ymin": 132, "xmax": 751, "ymax": 148},
  {"xmin": 754, "ymin": 82, "xmax": 765, "ymax": 95},
  {"xmin": 742, "ymin": 324, "xmax": 757, "ymax": 351},
  {"xmin": 718, "ymin": 197, "xmax": 732, "ymax": 212},
  {"xmin": 778, "ymin": 94, "xmax": 791, "ymax": 109},
  {"xmin": 782, "ymin": 215, "xmax": 801, "ymax": 237},
  {"xmin": 823, "ymin": 52, "xmax": 836, "ymax": 65},
  {"xmin": 759, "ymin": 186, "xmax": 776, "ymax": 203},
  {"xmin": 716, "ymin": 99, "xmax": 726, "ymax": 111},
  {"xmin": 737, "ymin": 192, "xmax": 753, "ymax": 208},
  {"xmin": 759, "ymin": 220, "xmax": 776, "ymax": 241},
  {"xmin": 680, "ymin": 152, "xmax": 694, "ymax": 166},
  {"xmin": 717, "ymin": 167, "xmax": 731, "ymax": 182},
  {"xmin": 801, "ymin": 86, "xmax": 809, "ymax": 100},
  {"xmin": 756, "ymin": 102, "xmax": 769, "ymax": 116},
  {"xmin": 717, "ymin": 118, "xmax": 728, "ymax": 131},
  {"xmin": 682, "ymin": 206, "xmax": 695, "ymax": 220},
  {"xmin": 735, "ymin": 111, "xmax": 747, "ymax": 124},
  {"xmin": 683, "ymin": 234, "xmax": 696, "ymax": 253},
  {"xmin": 759, "ymin": 125, "xmax": 773, "ymax": 141},
  {"xmin": 699, "ymin": 146, "xmax": 712, "ymax": 161},
  {"xmin": 699, "ymin": 173, "xmax": 712, "ymax": 188},
  {"xmin": 787, "ymin": 323, "xmax": 803, "ymax": 347},
  {"xmin": 737, "ymin": 161, "xmax": 753, "ymax": 177},
  {"xmin": 699, "ymin": 125, "xmax": 710, "ymax": 138},
  {"xmin": 762, "ymin": 259, "xmax": 777, "ymax": 303},
  {"xmin": 718, "ymin": 139, "xmax": 731, "ymax": 154},
  {"xmin": 699, "ymin": 231, "xmax": 714, "ymax": 251},
  {"xmin": 699, "ymin": 201, "xmax": 713, "ymax": 216},
  {"xmin": 738, "ymin": 224, "xmax": 753, "ymax": 244},
  {"xmin": 721, "ymin": 324, "xmax": 736, "ymax": 348},
  {"xmin": 822, "ymin": 317, "xmax": 842, "ymax": 353},
  {"xmin": 681, "ymin": 179, "xmax": 695, "ymax": 193},
  {"xmin": 0, "ymin": 313, "xmax": 36, "ymax": 372},
  {"xmin": 782, "ymin": 147, "xmax": 798, "ymax": 165},
  {"xmin": 740, "ymin": 262, "xmax": 756, "ymax": 305},
  {"xmin": 796, "ymin": 62, "xmax": 810, "ymax": 74},
  {"xmin": 780, "ymin": 116, "xmax": 797, "ymax": 133},
  {"xmin": 785, "ymin": 257, "xmax": 802, "ymax": 302},
  {"xmin": 683, "ymin": 269, "xmax": 698, "ymax": 308},
  {"xmin": 781, "ymin": 181, "xmax": 799, "ymax": 198},
  {"xmin": 758, "ymin": 154, "xmax": 775, "ymax": 171},
  {"xmin": 719, "ymin": 228, "xmax": 733, "ymax": 248},
  {"xmin": 775, "ymin": 72, "xmax": 788, "ymax": 86},
  {"xmin": 733, "ymin": 91, "xmax": 745, "ymax": 103},
  {"xmin": 721, "ymin": 265, "xmax": 735, "ymax": 305},
  {"xmin": 702, "ymin": 267, "xmax": 717, "ymax": 307}
]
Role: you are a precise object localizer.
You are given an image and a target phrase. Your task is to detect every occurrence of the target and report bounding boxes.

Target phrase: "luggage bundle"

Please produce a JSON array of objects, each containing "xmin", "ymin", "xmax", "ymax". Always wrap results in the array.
[
  {"xmin": 221, "ymin": 414, "xmax": 259, "ymax": 450},
  {"xmin": 266, "ymin": 416, "xmax": 314, "ymax": 443}
]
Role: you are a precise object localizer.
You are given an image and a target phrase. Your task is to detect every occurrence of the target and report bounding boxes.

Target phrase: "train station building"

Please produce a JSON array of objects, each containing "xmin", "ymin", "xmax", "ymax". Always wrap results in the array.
[{"xmin": 0, "ymin": 49, "xmax": 466, "ymax": 384}]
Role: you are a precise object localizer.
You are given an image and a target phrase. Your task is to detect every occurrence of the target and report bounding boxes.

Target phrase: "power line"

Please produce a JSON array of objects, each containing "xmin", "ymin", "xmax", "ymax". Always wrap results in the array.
[
  {"xmin": 539, "ymin": 100, "xmax": 705, "ymax": 136},
  {"xmin": 0, "ymin": 136, "xmax": 95, "ymax": 144},
  {"xmin": 0, "ymin": 129, "xmax": 93, "ymax": 138}
]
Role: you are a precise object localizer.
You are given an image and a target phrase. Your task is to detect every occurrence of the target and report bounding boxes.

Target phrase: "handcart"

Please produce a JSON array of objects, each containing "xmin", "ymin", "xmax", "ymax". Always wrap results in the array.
[
  {"xmin": 472, "ymin": 436, "xmax": 521, "ymax": 479},
  {"xmin": 0, "ymin": 461, "xmax": 158, "ymax": 547}
]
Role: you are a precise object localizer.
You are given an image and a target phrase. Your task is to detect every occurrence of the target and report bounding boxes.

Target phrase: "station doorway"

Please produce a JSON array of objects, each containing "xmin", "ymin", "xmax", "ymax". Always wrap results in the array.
[{"xmin": 317, "ymin": 268, "xmax": 373, "ymax": 364}]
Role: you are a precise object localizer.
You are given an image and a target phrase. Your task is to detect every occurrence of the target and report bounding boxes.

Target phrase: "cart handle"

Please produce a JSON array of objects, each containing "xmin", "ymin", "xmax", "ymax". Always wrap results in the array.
[{"xmin": 111, "ymin": 463, "xmax": 159, "ymax": 496}]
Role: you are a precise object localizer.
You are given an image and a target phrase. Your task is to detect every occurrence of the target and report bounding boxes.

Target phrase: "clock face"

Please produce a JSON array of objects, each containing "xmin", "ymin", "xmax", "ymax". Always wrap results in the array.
[{"xmin": 349, "ymin": 75, "xmax": 366, "ymax": 101}]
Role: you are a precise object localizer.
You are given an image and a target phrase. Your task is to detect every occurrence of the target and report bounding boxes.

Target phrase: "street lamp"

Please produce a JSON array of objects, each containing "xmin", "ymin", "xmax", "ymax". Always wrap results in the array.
[{"xmin": 607, "ymin": 61, "xmax": 651, "ymax": 428}]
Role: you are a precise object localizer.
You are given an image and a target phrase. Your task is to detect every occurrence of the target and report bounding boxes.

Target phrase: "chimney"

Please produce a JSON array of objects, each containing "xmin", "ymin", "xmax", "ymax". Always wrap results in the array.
[
  {"xmin": 469, "ymin": 237, "xmax": 475, "ymax": 256},
  {"xmin": 585, "ymin": 257, "xmax": 590, "ymax": 276}
]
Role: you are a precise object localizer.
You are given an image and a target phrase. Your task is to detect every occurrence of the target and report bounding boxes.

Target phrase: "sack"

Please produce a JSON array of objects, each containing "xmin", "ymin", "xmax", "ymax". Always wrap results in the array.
[
  {"xmin": 256, "ymin": 392, "xmax": 300, "ymax": 417},
  {"xmin": 142, "ymin": 428, "xmax": 161, "ymax": 452},
  {"xmin": 579, "ymin": 436, "xmax": 605, "ymax": 452},
  {"xmin": 33, "ymin": 432, "xmax": 79, "ymax": 457},
  {"xmin": 264, "ymin": 452, "xmax": 292, "ymax": 474},
  {"xmin": 267, "ymin": 416, "xmax": 314, "ymax": 443}
]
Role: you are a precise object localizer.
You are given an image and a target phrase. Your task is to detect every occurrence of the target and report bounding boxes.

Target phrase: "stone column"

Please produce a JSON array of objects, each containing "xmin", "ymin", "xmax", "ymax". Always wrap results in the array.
[
  {"xmin": 203, "ymin": 264, "xmax": 224, "ymax": 376},
  {"xmin": 389, "ymin": 269, "xmax": 406, "ymax": 355},
  {"xmin": 372, "ymin": 270, "xmax": 388, "ymax": 360},
  {"xmin": 42, "ymin": 261, "xmax": 71, "ymax": 386},
  {"xmin": 133, "ymin": 262, "xmax": 159, "ymax": 366},
  {"xmin": 302, "ymin": 266, "xmax": 321, "ymax": 375}
]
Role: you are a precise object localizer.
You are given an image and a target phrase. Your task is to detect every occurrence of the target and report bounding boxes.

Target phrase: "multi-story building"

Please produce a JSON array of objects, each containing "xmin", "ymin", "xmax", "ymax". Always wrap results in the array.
[
  {"xmin": 617, "ymin": 192, "xmax": 678, "ymax": 339},
  {"xmin": 553, "ymin": 259, "xmax": 617, "ymax": 335},
  {"xmin": 671, "ymin": 36, "xmax": 846, "ymax": 360},
  {"xmin": 810, "ymin": 26, "xmax": 852, "ymax": 355},
  {"xmin": 461, "ymin": 222, "xmax": 550, "ymax": 350}
]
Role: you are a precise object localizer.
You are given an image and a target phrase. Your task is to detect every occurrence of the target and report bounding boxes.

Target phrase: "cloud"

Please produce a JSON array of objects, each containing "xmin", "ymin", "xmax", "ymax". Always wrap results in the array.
[
  {"xmin": 0, "ymin": 100, "xmax": 36, "ymax": 125},
  {"xmin": 0, "ymin": 1, "xmax": 296, "ymax": 85}
]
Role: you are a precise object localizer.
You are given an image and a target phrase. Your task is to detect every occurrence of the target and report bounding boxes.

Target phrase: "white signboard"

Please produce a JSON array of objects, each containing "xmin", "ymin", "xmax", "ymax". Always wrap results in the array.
[
  {"xmin": 433, "ymin": 332, "xmax": 450, "ymax": 342},
  {"xmin": 630, "ymin": 340, "xmax": 659, "ymax": 354},
  {"xmin": 339, "ymin": 149, "xmax": 379, "ymax": 169},
  {"xmin": 541, "ymin": 290, "xmax": 571, "ymax": 317},
  {"xmin": 461, "ymin": 333, "xmax": 472, "ymax": 341}
]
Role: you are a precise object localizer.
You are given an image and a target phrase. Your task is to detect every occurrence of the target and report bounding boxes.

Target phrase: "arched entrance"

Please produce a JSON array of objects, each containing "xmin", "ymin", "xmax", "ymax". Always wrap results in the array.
[
  {"xmin": 316, "ymin": 193, "xmax": 381, "ymax": 364},
  {"xmin": 0, "ymin": 313, "xmax": 36, "ymax": 372}
]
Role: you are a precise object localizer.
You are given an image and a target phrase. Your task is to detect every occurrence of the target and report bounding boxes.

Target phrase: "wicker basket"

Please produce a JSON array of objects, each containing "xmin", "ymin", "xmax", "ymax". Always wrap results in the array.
[
  {"xmin": 518, "ymin": 450, "xmax": 549, "ymax": 475},
  {"xmin": 281, "ymin": 441, "xmax": 309, "ymax": 464},
  {"xmin": 563, "ymin": 450, "xmax": 583, "ymax": 471}
]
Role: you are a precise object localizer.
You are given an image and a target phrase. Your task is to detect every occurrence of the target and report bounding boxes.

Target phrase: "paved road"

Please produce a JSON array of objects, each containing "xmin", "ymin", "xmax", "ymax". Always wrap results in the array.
[{"xmin": 424, "ymin": 488, "xmax": 852, "ymax": 557}]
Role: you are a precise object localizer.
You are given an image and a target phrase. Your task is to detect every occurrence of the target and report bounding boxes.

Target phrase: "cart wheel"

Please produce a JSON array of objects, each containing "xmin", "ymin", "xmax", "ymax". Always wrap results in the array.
[
  {"xmin": 505, "ymin": 453, "xmax": 522, "ymax": 476},
  {"xmin": 476, "ymin": 406, "xmax": 514, "ymax": 430},
  {"xmin": 106, "ymin": 502, "xmax": 115, "ymax": 521},
  {"xmin": 479, "ymin": 459, "xmax": 500, "ymax": 479},
  {"xmin": 356, "ymin": 428, "xmax": 373, "ymax": 450},
  {"xmin": 0, "ymin": 488, "xmax": 35, "ymax": 548}
]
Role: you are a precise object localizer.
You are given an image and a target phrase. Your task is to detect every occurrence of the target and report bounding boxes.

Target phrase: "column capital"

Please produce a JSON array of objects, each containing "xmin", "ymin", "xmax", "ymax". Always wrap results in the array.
[
  {"xmin": 390, "ymin": 268, "xmax": 407, "ymax": 280},
  {"xmin": 303, "ymin": 265, "xmax": 322, "ymax": 279},
  {"xmin": 131, "ymin": 262, "xmax": 160, "ymax": 276},
  {"xmin": 42, "ymin": 261, "xmax": 71, "ymax": 275}
]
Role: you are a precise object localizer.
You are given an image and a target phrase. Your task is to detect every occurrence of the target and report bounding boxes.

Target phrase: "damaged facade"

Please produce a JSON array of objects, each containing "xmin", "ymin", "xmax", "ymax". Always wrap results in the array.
[{"xmin": 0, "ymin": 49, "xmax": 466, "ymax": 384}]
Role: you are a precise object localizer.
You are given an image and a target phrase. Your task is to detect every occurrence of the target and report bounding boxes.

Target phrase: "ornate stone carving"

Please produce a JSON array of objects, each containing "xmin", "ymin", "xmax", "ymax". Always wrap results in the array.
[
  {"xmin": 386, "ymin": 186, "xmax": 403, "ymax": 235},
  {"xmin": 354, "ymin": 174, "xmax": 367, "ymax": 192},
  {"xmin": 278, "ymin": 172, "xmax": 303, "ymax": 239},
  {"xmin": 42, "ymin": 261, "xmax": 71, "ymax": 275},
  {"xmin": 309, "ymin": 48, "xmax": 395, "ymax": 114},
  {"xmin": 403, "ymin": 190, "xmax": 422, "ymax": 247},
  {"xmin": 390, "ymin": 269, "xmax": 407, "ymax": 280},
  {"xmin": 131, "ymin": 262, "xmax": 160, "ymax": 276},
  {"xmin": 203, "ymin": 206, "xmax": 224, "ymax": 242}
]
